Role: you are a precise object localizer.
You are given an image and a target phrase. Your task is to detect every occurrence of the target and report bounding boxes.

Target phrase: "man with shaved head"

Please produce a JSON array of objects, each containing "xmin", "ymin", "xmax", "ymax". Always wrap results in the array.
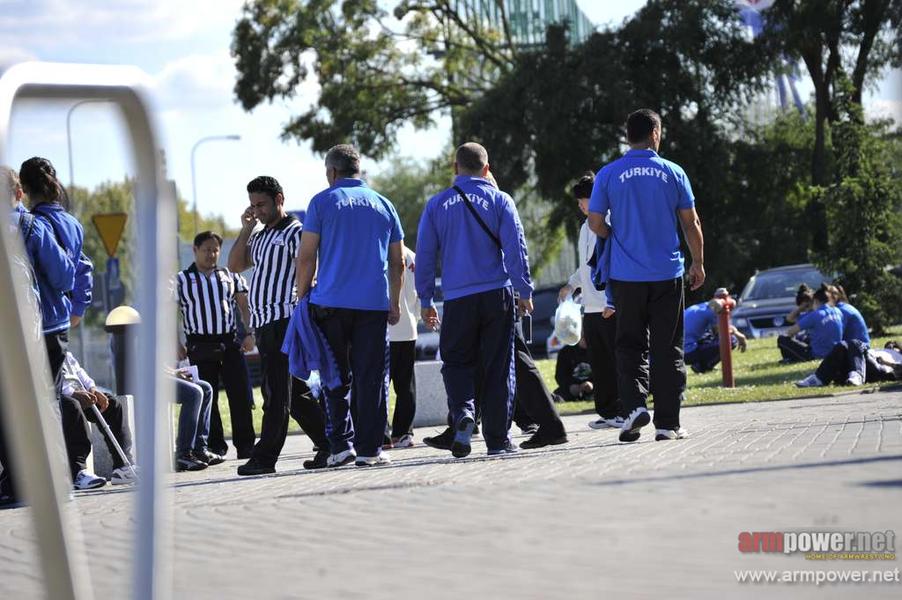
[{"xmin": 415, "ymin": 142, "xmax": 534, "ymax": 457}]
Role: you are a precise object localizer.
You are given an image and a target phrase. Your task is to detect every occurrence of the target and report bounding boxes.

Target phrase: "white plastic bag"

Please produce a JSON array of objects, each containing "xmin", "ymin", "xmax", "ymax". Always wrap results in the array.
[{"xmin": 553, "ymin": 295, "xmax": 583, "ymax": 346}]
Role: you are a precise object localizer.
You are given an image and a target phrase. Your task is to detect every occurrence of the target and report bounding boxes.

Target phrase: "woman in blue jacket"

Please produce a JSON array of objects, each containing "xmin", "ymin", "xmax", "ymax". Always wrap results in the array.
[{"xmin": 19, "ymin": 157, "xmax": 94, "ymax": 380}]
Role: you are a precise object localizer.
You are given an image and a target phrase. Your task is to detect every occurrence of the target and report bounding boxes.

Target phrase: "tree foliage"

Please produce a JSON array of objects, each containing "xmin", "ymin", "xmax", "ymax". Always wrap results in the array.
[
  {"xmin": 232, "ymin": 0, "xmax": 530, "ymax": 158},
  {"xmin": 811, "ymin": 77, "xmax": 902, "ymax": 332}
]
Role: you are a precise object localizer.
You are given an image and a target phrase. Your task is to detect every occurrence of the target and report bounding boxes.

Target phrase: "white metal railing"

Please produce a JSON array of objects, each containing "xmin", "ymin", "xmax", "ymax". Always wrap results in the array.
[{"xmin": 0, "ymin": 61, "xmax": 176, "ymax": 600}]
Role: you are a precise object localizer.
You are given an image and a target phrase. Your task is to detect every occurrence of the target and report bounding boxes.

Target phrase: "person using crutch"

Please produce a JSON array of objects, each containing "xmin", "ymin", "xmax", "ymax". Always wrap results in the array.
[{"xmin": 58, "ymin": 352, "xmax": 138, "ymax": 487}]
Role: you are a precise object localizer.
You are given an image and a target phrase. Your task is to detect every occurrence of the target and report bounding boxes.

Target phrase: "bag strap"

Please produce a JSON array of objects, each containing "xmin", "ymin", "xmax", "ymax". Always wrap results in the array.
[{"xmin": 453, "ymin": 185, "xmax": 501, "ymax": 249}]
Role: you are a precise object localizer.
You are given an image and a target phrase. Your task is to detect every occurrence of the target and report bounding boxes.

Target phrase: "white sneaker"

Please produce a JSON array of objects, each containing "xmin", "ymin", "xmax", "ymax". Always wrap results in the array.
[
  {"xmin": 795, "ymin": 373, "xmax": 825, "ymax": 388},
  {"xmin": 588, "ymin": 416, "xmax": 624, "ymax": 430},
  {"xmin": 110, "ymin": 465, "xmax": 139, "ymax": 485},
  {"xmin": 392, "ymin": 434, "xmax": 415, "ymax": 448},
  {"xmin": 73, "ymin": 469, "xmax": 107, "ymax": 490},
  {"xmin": 355, "ymin": 452, "xmax": 392, "ymax": 467},
  {"xmin": 619, "ymin": 407, "xmax": 651, "ymax": 443},
  {"xmin": 326, "ymin": 449, "xmax": 356, "ymax": 468},
  {"xmin": 655, "ymin": 427, "xmax": 689, "ymax": 441},
  {"xmin": 845, "ymin": 371, "xmax": 864, "ymax": 385}
]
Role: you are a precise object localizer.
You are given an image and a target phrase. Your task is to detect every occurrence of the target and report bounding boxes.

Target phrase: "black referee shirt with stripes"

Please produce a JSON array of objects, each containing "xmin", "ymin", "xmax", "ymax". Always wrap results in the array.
[
  {"xmin": 247, "ymin": 215, "xmax": 303, "ymax": 328},
  {"xmin": 175, "ymin": 264, "xmax": 248, "ymax": 336}
]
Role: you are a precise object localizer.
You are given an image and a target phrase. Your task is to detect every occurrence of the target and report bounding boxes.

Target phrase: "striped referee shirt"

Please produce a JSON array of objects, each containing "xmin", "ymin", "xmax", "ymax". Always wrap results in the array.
[
  {"xmin": 248, "ymin": 215, "xmax": 303, "ymax": 328},
  {"xmin": 175, "ymin": 264, "xmax": 248, "ymax": 336}
]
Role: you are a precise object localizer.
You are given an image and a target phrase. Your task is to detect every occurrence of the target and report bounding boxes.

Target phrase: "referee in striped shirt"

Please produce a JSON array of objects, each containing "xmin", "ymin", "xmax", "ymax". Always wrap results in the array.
[
  {"xmin": 228, "ymin": 176, "xmax": 329, "ymax": 475},
  {"xmin": 175, "ymin": 231, "xmax": 256, "ymax": 459}
]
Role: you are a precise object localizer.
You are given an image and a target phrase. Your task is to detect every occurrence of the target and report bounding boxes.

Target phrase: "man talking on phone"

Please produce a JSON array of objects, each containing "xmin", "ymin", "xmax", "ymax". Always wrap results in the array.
[
  {"xmin": 228, "ymin": 176, "xmax": 329, "ymax": 474},
  {"xmin": 588, "ymin": 109, "xmax": 705, "ymax": 443}
]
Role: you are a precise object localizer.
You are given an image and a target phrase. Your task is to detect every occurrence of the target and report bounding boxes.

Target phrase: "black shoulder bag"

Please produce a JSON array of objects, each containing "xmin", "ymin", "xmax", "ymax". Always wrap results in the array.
[{"xmin": 453, "ymin": 185, "xmax": 501, "ymax": 249}]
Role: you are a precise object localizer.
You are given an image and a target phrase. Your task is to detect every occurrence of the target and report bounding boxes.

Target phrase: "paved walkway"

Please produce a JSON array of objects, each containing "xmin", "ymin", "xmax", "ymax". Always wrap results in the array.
[{"xmin": 2, "ymin": 390, "xmax": 901, "ymax": 599}]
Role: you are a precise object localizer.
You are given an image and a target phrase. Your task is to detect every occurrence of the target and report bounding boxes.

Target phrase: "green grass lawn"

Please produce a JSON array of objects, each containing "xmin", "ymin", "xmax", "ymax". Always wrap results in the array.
[{"xmin": 214, "ymin": 326, "xmax": 902, "ymax": 438}]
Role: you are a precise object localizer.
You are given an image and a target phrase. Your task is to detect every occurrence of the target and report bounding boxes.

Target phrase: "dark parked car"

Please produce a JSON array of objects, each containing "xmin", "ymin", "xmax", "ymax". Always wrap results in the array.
[{"xmin": 732, "ymin": 263, "xmax": 831, "ymax": 339}]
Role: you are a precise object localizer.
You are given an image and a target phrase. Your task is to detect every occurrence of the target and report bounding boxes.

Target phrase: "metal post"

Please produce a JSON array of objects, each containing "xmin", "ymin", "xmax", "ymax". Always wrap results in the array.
[
  {"xmin": 0, "ymin": 201, "xmax": 92, "ymax": 600},
  {"xmin": 65, "ymin": 99, "xmax": 108, "ymax": 377},
  {"xmin": 717, "ymin": 294, "xmax": 737, "ymax": 388},
  {"xmin": 0, "ymin": 61, "xmax": 176, "ymax": 600},
  {"xmin": 190, "ymin": 134, "xmax": 240, "ymax": 237}
]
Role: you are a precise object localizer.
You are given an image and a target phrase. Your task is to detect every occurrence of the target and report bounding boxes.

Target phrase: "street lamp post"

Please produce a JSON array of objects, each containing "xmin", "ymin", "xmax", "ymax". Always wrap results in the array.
[
  {"xmin": 66, "ymin": 99, "xmax": 110, "ymax": 199},
  {"xmin": 65, "ymin": 99, "xmax": 110, "ymax": 375},
  {"xmin": 190, "ymin": 134, "xmax": 241, "ymax": 237}
]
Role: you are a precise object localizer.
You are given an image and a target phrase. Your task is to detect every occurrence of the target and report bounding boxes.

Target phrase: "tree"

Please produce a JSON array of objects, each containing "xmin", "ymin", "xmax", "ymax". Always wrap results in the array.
[
  {"xmin": 811, "ymin": 77, "xmax": 902, "ymax": 332},
  {"xmin": 761, "ymin": 1, "xmax": 902, "ymax": 249},
  {"xmin": 232, "ymin": 0, "xmax": 530, "ymax": 159},
  {"xmin": 176, "ymin": 198, "xmax": 239, "ymax": 244},
  {"xmin": 369, "ymin": 153, "xmax": 451, "ymax": 252},
  {"xmin": 460, "ymin": 0, "xmax": 777, "ymax": 296}
]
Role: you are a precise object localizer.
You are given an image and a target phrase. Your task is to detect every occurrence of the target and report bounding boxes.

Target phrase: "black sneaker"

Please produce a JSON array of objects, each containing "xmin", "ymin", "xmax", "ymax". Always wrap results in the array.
[
  {"xmin": 619, "ymin": 407, "xmax": 651, "ymax": 443},
  {"xmin": 423, "ymin": 427, "xmax": 454, "ymax": 451},
  {"xmin": 0, "ymin": 493, "xmax": 24, "ymax": 510},
  {"xmin": 519, "ymin": 428, "xmax": 568, "ymax": 450},
  {"xmin": 236, "ymin": 457, "xmax": 275, "ymax": 476},
  {"xmin": 193, "ymin": 449, "xmax": 225, "ymax": 466},
  {"xmin": 303, "ymin": 449, "xmax": 330, "ymax": 470},
  {"xmin": 451, "ymin": 415, "xmax": 476, "ymax": 458},
  {"xmin": 175, "ymin": 451, "xmax": 208, "ymax": 472}
]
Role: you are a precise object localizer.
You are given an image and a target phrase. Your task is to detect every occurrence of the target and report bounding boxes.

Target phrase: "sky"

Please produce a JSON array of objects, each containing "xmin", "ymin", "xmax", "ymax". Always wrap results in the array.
[{"xmin": 0, "ymin": 0, "xmax": 898, "ymax": 229}]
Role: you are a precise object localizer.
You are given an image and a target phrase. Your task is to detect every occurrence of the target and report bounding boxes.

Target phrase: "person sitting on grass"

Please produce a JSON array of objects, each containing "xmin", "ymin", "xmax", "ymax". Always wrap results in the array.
[
  {"xmin": 797, "ymin": 340, "xmax": 902, "ymax": 387},
  {"xmin": 777, "ymin": 284, "xmax": 843, "ymax": 363},
  {"xmin": 828, "ymin": 284, "xmax": 871, "ymax": 347},
  {"xmin": 554, "ymin": 337, "xmax": 594, "ymax": 401},
  {"xmin": 684, "ymin": 288, "xmax": 747, "ymax": 374}
]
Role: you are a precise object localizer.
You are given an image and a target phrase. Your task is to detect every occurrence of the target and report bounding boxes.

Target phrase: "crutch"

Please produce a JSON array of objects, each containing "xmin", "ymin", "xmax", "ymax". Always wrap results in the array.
[
  {"xmin": 88, "ymin": 404, "xmax": 138, "ymax": 481},
  {"xmin": 75, "ymin": 379, "xmax": 138, "ymax": 481}
]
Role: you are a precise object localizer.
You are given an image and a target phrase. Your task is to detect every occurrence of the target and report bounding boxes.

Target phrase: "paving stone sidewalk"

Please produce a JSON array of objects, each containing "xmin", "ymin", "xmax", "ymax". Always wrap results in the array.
[{"xmin": 2, "ymin": 390, "xmax": 901, "ymax": 599}]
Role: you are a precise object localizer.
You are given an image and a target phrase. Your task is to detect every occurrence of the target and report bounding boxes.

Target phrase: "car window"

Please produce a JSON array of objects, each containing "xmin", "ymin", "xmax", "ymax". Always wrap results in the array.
[{"xmin": 740, "ymin": 268, "xmax": 827, "ymax": 301}]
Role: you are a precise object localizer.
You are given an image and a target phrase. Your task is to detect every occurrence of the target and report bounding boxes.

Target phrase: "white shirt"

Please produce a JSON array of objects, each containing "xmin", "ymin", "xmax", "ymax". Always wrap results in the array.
[
  {"xmin": 389, "ymin": 247, "xmax": 421, "ymax": 342},
  {"xmin": 59, "ymin": 352, "xmax": 95, "ymax": 397},
  {"xmin": 567, "ymin": 221, "xmax": 608, "ymax": 313},
  {"xmin": 871, "ymin": 348, "xmax": 902, "ymax": 370}
]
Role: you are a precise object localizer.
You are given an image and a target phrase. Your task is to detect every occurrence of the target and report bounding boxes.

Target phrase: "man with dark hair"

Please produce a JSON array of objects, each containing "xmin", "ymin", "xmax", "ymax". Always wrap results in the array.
[
  {"xmin": 228, "ymin": 176, "xmax": 328, "ymax": 475},
  {"xmin": 560, "ymin": 171, "xmax": 623, "ymax": 430},
  {"xmin": 174, "ymin": 230, "xmax": 256, "ymax": 459},
  {"xmin": 684, "ymin": 288, "xmax": 747, "ymax": 374},
  {"xmin": 296, "ymin": 144, "xmax": 404, "ymax": 467},
  {"xmin": 416, "ymin": 142, "xmax": 536, "ymax": 457},
  {"xmin": 588, "ymin": 109, "xmax": 705, "ymax": 442},
  {"xmin": 778, "ymin": 284, "xmax": 843, "ymax": 364}
]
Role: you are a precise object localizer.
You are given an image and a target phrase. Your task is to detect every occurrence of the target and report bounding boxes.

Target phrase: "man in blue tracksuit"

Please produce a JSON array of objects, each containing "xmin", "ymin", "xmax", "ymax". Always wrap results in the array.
[
  {"xmin": 416, "ymin": 142, "xmax": 534, "ymax": 457},
  {"xmin": 588, "ymin": 109, "xmax": 706, "ymax": 443}
]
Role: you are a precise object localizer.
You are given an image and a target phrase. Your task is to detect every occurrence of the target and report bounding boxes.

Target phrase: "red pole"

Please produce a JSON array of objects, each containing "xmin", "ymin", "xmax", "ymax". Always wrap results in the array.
[{"xmin": 717, "ymin": 295, "xmax": 736, "ymax": 388}]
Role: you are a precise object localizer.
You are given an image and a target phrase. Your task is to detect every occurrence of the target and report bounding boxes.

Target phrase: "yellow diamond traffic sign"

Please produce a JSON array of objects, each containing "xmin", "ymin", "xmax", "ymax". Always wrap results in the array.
[{"xmin": 91, "ymin": 212, "xmax": 128, "ymax": 258}]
